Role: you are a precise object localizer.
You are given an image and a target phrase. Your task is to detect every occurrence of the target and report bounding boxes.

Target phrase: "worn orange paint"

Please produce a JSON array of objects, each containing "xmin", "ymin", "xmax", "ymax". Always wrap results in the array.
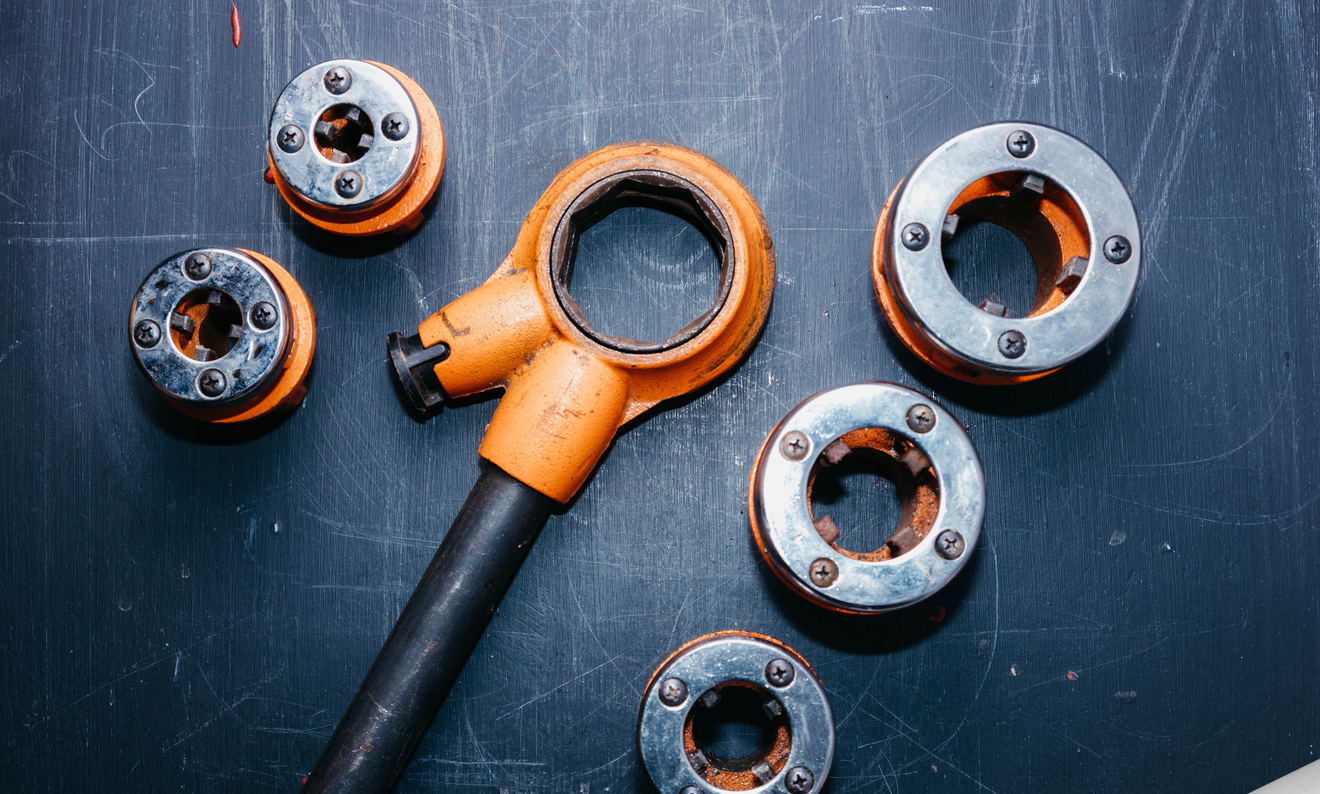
[
  {"xmin": 268, "ymin": 62, "xmax": 444, "ymax": 236},
  {"xmin": 414, "ymin": 142, "xmax": 775, "ymax": 503},
  {"xmin": 172, "ymin": 250, "xmax": 316, "ymax": 423},
  {"xmin": 871, "ymin": 173, "xmax": 1091, "ymax": 385}
]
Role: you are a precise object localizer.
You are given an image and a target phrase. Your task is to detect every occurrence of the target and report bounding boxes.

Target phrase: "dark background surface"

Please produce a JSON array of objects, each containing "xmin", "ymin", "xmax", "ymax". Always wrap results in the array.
[{"xmin": 2, "ymin": 1, "xmax": 1317, "ymax": 792}]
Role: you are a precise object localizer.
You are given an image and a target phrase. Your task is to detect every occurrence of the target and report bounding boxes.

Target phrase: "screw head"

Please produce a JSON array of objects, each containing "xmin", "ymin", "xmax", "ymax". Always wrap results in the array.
[
  {"xmin": 658, "ymin": 677, "xmax": 688, "ymax": 707},
  {"xmin": 660, "ymin": 672, "xmax": 691, "ymax": 706},
  {"xmin": 250, "ymin": 301, "xmax": 278, "ymax": 331},
  {"xmin": 380, "ymin": 112, "xmax": 410, "ymax": 141},
  {"xmin": 1103, "ymin": 235, "xmax": 1132, "ymax": 264},
  {"xmin": 133, "ymin": 319, "xmax": 161, "ymax": 348},
  {"xmin": 998, "ymin": 329, "xmax": 1026, "ymax": 359},
  {"xmin": 785, "ymin": 765, "xmax": 816, "ymax": 794},
  {"xmin": 765, "ymin": 658, "xmax": 796, "ymax": 688},
  {"xmin": 779, "ymin": 431, "xmax": 810, "ymax": 461},
  {"xmin": 906, "ymin": 404, "xmax": 936, "ymax": 433},
  {"xmin": 335, "ymin": 170, "xmax": 363, "ymax": 198},
  {"xmin": 323, "ymin": 66, "xmax": 352, "ymax": 94},
  {"xmin": 182, "ymin": 252, "xmax": 212, "ymax": 281},
  {"xmin": 1007, "ymin": 129, "xmax": 1036, "ymax": 158},
  {"xmin": 276, "ymin": 124, "xmax": 305, "ymax": 153},
  {"xmin": 808, "ymin": 557, "xmax": 838, "ymax": 588},
  {"xmin": 935, "ymin": 529, "xmax": 965, "ymax": 560},
  {"xmin": 900, "ymin": 222, "xmax": 930, "ymax": 251},
  {"xmin": 198, "ymin": 368, "xmax": 227, "ymax": 398}
]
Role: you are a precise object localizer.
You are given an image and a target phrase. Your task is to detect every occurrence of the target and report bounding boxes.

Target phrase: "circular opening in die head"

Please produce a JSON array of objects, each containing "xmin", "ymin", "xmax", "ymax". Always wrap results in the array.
[
  {"xmin": 168, "ymin": 287, "xmax": 243, "ymax": 362},
  {"xmin": 687, "ymin": 682, "xmax": 790, "ymax": 781},
  {"xmin": 806, "ymin": 427, "xmax": 940, "ymax": 562},
  {"xmin": 938, "ymin": 170, "xmax": 1091, "ymax": 319},
  {"xmin": 313, "ymin": 103, "xmax": 375, "ymax": 164}
]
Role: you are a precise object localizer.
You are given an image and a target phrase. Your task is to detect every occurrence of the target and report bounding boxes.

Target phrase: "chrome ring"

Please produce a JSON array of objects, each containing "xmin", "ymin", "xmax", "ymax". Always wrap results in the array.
[
  {"xmin": 882, "ymin": 122, "xmax": 1140, "ymax": 377},
  {"xmin": 129, "ymin": 248, "xmax": 289, "ymax": 406},
  {"xmin": 750, "ymin": 383, "xmax": 985, "ymax": 613},
  {"xmin": 268, "ymin": 59, "xmax": 421, "ymax": 210},
  {"xmin": 637, "ymin": 632, "xmax": 834, "ymax": 794}
]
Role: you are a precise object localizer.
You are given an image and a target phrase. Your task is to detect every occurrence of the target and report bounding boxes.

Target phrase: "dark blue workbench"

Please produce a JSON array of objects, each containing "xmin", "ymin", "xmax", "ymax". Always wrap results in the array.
[{"xmin": 1, "ymin": 1, "xmax": 1315, "ymax": 791}]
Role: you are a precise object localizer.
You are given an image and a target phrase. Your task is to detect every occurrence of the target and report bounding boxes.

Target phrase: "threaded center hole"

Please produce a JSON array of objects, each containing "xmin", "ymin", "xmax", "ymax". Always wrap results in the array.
[
  {"xmin": 941, "ymin": 170, "xmax": 1091, "ymax": 318},
  {"xmin": 807, "ymin": 429, "xmax": 940, "ymax": 562},
  {"xmin": 943, "ymin": 219, "xmax": 1037, "ymax": 316},
  {"xmin": 690, "ymin": 685, "xmax": 783, "ymax": 768},
  {"xmin": 170, "ymin": 289, "xmax": 243, "ymax": 362},
  {"xmin": 315, "ymin": 103, "xmax": 374, "ymax": 164},
  {"xmin": 810, "ymin": 448, "xmax": 905, "ymax": 554}
]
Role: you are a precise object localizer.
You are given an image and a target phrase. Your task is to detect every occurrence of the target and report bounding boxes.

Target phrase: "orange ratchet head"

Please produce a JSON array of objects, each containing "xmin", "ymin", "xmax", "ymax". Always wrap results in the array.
[{"xmin": 388, "ymin": 141, "xmax": 775, "ymax": 503}]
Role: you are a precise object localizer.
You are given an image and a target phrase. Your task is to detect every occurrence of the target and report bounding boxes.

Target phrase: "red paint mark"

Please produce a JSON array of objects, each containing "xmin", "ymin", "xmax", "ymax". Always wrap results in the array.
[
  {"xmin": 301, "ymin": 778, "xmax": 308, "ymax": 786},
  {"xmin": 1067, "ymin": 670, "xmax": 1079, "ymax": 681},
  {"xmin": 230, "ymin": 3, "xmax": 241, "ymax": 48},
  {"xmin": 263, "ymin": 166, "xmax": 275, "ymax": 184},
  {"xmin": 931, "ymin": 765, "xmax": 938, "ymax": 772},
  {"xmin": 920, "ymin": 603, "xmax": 946, "ymax": 623}
]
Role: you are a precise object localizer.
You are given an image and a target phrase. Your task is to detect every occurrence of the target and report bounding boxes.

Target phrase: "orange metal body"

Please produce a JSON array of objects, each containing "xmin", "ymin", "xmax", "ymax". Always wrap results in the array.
[
  {"xmin": 642, "ymin": 631, "xmax": 821, "ymax": 792},
  {"xmin": 268, "ymin": 62, "xmax": 445, "ymax": 236},
  {"xmin": 872, "ymin": 174, "xmax": 1090, "ymax": 384},
  {"xmin": 173, "ymin": 250, "xmax": 316, "ymax": 423},
  {"xmin": 416, "ymin": 141, "xmax": 774, "ymax": 503}
]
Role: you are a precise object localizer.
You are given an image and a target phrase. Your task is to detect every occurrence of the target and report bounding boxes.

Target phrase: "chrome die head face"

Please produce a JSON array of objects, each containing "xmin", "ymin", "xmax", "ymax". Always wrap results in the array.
[
  {"xmin": 751, "ymin": 382, "xmax": 985, "ymax": 613},
  {"xmin": 269, "ymin": 59, "xmax": 421, "ymax": 211},
  {"xmin": 638, "ymin": 633, "xmax": 834, "ymax": 794},
  {"xmin": 885, "ymin": 122, "xmax": 1140, "ymax": 377},
  {"xmin": 129, "ymin": 248, "xmax": 289, "ymax": 407}
]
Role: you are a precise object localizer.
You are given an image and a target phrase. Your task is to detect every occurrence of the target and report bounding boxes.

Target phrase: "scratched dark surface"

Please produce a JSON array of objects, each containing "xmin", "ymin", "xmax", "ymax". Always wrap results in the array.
[{"xmin": 2, "ymin": 1, "xmax": 1318, "ymax": 792}]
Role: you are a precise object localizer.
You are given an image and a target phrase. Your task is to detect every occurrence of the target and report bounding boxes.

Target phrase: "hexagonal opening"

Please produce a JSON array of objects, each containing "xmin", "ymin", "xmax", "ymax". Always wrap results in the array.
[{"xmin": 550, "ymin": 172, "xmax": 733, "ymax": 354}]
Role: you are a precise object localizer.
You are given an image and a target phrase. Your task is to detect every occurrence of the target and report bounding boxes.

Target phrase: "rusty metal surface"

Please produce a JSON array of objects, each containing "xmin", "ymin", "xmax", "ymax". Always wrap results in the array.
[{"xmin": 0, "ymin": 1, "xmax": 1317, "ymax": 792}]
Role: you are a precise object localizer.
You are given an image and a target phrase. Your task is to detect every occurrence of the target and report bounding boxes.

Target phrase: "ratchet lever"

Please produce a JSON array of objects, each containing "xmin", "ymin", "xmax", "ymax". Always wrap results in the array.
[{"xmin": 303, "ymin": 141, "xmax": 775, "ymax": 794}]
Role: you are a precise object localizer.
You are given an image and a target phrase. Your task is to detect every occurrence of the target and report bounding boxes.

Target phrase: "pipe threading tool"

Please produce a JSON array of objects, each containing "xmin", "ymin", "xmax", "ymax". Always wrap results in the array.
[
  {"xmin": 128, "ymin": 247, "xmax": 315, "ymax": 423},
  {"xmin": 751, "ymin": 383, "xmax": 984, "ymax": 614},
  {"xmin": 302, "ymin": 141, "xmax": 775, "ymax": 794},
  {"xmin": 267, "ymin": 59, "xmax": 444, "ymax": 236},
  {"xmin": 873, "ymin": 122, "xmax": 1140, "ymax": 384},
  {"xmin": 638, "ymin": 631, "xmax": 835, "ymax": 794}
]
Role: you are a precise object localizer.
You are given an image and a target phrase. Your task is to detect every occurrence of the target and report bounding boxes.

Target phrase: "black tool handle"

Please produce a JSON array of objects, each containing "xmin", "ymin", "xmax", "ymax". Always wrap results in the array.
[{"xmin": 302, "ymin": 462, "xmax": 555, "ymax": 794}]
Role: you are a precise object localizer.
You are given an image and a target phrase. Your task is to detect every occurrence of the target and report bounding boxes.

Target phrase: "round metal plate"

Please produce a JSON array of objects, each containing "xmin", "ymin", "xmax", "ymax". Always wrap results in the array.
[
  {"xmin": 751, "ymin": 383, "xmax": 985, "ymax": 613},
  {"xmin": 886, "ymin": 122, "xmax": 1140, "ymax": 375},
  {"xmin": 129, "ymin": 248, "xmax": 290, "ymax": 407},
  {"xmin": 268, "ymin": 60, "xmax": 421, "ymax": 210},
  {"xmin": 638, "ymin": 633, "xmax": 834, "ymax": 794}
]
